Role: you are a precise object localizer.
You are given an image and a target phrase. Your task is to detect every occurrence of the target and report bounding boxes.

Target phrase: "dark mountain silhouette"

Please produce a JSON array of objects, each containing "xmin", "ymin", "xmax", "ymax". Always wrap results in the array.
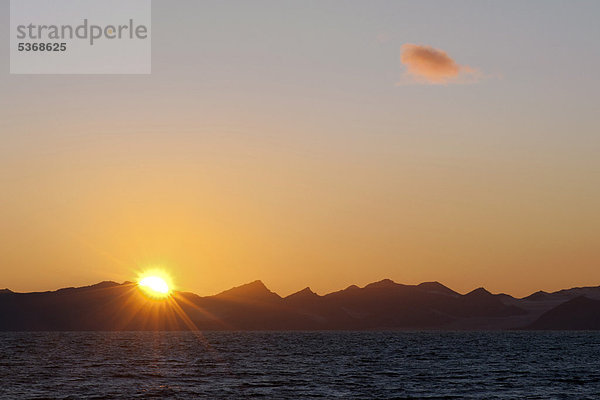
[
  {"xmin": 417, "ymin": 281, "xmax": 459, "ymax": 297},
  {"xmin": 520, "ymin": 286, "xmax": 600, "ymax": 302},
  {"xmin": 286, "ymin": 286, "xmax": 318, "ymax": 298},
  {"xmin": 460, "ymin": 288, "xmax": 524, "ymax": 317},
  {"xmin": 284, "ymin": 287, "xmax": 320, "ymax": 305},
  {"xmin": 526, "ymin": 296, "xmax": 600, "ymax": 330},
  {"xmin": 490, "ymin": 285, "xmax": 600, "ymax": 329},
  {"xmin": 214, "ymin": 280, "xmax": 280, "ymax": 301},
  {"xmin": 552, "ymin": 286, "xmax": 600, "ymax": 301},
  {"xmin": 1, "ymin": 279, "xmax": 599, "ymax": 331},
  {"xmin": 523, "ymin": 290, "xmax": 551, "ymax": 301}
]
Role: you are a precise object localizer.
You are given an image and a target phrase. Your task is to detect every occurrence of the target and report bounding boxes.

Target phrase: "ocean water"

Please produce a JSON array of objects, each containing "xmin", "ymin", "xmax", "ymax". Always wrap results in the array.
[{"xmin": 1, "ymin": 332, "xmax": 599, "ymax": 399}]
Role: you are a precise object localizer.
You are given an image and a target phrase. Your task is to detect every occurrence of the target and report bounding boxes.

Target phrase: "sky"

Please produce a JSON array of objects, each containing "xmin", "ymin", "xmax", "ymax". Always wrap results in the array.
[{"xmin": 1, "ymin": 0, "xmax": 599, "ymax": 297}]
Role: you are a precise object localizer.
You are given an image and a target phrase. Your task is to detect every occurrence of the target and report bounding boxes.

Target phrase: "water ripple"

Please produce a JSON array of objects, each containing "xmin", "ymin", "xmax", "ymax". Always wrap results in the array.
[{"xmin": 1, "ymin": 332, "xmax": 600, "ymax": 399}]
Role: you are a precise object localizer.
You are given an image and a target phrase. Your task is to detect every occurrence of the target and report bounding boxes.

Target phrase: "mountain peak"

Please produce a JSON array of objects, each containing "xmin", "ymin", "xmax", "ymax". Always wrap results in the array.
[
  {"xmin": 285, "ymin": 287, "xmax": 320, "ymax": 302},
  {"xmin": 523, "ymin": 290, "xmax": 550, "ymax": 301},
  {"xmin": 528, "ymin": 295, "xmax": 600, "ymax": 330},
  {"xmin": 294, "ymin": 287, "xmax": 317, "ymax": 296},
  {"xmin": 364, "ymin": 279, "xmax": 398, "ymax": 289},
  {"xmin": 465, "ymin": 287, "xmax": 492, "ymax": 297},
  {"xmin": 417, "ymin": 281, "xmax": 458, "ymax": 296},
  {"xmin": 0, "ymin": 288, "xmax": 12, "ymax": 294},
  {"xmin": 246, "ymin": 280, "xmax": 268, "ymax": 289},
  {"xmin": 214, "ymin": 280, "xmax": 281, "ymax": 301},
  {"xmin": 91, "ymin": 281, "xmax": 121, "ymax": 289}
]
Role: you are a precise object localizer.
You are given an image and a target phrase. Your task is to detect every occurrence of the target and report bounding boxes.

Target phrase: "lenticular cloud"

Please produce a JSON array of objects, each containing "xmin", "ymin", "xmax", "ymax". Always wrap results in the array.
[{"xmin": 399, "ymin": 43, "xmax": 481, "ymax": 85}]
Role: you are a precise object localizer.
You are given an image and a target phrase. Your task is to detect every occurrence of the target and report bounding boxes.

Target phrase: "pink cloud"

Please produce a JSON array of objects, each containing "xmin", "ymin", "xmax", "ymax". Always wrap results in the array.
[{"xmin": 399, "ymin": 43, "xmax": 482, "ymax": 85}]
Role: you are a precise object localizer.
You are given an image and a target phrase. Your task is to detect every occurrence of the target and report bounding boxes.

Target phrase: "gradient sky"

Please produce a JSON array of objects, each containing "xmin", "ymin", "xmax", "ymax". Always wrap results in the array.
[{"xmin": 1, "ymin": 0, "xmax": 600, "ymax": 297}]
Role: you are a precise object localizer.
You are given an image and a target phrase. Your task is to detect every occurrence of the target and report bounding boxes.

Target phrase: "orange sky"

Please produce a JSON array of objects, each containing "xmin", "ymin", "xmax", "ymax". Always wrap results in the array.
[{"xmin": 1, "ymin": 1, "xmax": 599, "ymax": 298}]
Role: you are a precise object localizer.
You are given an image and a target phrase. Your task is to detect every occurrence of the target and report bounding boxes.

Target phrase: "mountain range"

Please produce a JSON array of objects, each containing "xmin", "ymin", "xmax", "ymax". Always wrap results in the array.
[{"xmin": 1, "ymin": 279, "xmax": 600, "ymax": 331}]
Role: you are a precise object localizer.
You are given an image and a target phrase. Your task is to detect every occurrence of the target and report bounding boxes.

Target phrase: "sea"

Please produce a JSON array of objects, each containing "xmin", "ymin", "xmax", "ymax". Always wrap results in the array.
[{"xmin": 1, "ymin": 331, "xmax": 599, "ymax": 399}]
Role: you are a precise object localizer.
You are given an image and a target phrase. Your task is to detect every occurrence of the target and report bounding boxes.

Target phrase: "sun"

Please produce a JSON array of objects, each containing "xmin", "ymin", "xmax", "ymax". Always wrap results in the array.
[{"xmin": 137, "ymin": 270, "xmax": 173, "ymax": 299}]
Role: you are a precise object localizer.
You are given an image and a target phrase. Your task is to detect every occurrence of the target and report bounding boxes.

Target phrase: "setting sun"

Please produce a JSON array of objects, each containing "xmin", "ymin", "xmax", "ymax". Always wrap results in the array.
[{"xmin": 138, "ymin": 272, "xmax": 172, "ymax": 299}]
